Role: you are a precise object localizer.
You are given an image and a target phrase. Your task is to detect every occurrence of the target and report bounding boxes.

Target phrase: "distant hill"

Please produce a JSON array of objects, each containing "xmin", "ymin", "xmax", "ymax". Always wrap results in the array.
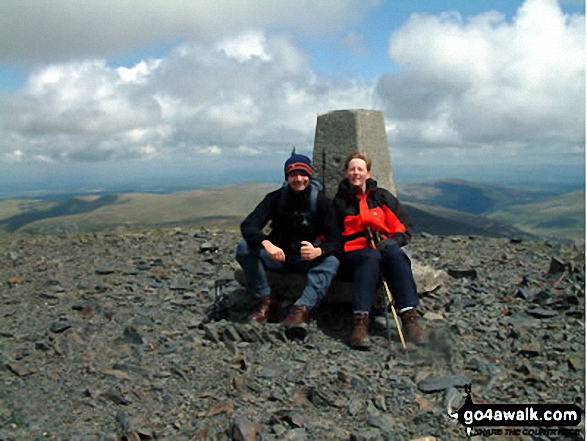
[
  {"xmin": 403, "ymin": 202, "xmax": 534, "ymax": 239},
  {"xmin": 488, "ymin": 190, "xmax": 585, "ymax": 241},
  {"xmin": 0, "ymin": 181, "xmax": 582, "ymax": 242},
  {"xmin": 0, "ymin": 183, "xmax": 277, "ymax": 235},
  {"xmin": 397, "ymin": 178, "xmax": 559, "ymax": 214},
  {"xmin": 397, "ymin": 179, "xmax": 584, "ymax": 241}
]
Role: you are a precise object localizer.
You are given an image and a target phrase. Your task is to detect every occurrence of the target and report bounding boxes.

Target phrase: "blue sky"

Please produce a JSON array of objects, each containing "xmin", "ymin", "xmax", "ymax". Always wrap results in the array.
[{"xmin": 0, "ymin": 0, "xmax": 584, "ymax": 197}]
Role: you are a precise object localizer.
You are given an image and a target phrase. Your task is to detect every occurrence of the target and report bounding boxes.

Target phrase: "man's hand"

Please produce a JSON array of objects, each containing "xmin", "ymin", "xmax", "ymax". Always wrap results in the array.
[
  {"xmin": 262, "ymin": 240, "xmax": 285, "ymax": 262},
  {"xmin": 300, "ymin": 241, "xmax": 322, "ymax": 261}
]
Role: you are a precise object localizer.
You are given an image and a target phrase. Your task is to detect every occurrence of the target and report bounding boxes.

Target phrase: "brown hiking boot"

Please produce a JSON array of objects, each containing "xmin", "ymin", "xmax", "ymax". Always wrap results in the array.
[
  {"xmin": 350, "ymin": 313, "xmax": 370, "ymax": 350},
  {"xmin": 283, "ymin": 305, "xmax": 310, "ymax": 339},
  {"xmin": 248, "ymin": 295, "xmax": 278, "ymax": 323},
  {"xmin": 401, "ymin": 308, "xmax": 423, "ymax": 343}
]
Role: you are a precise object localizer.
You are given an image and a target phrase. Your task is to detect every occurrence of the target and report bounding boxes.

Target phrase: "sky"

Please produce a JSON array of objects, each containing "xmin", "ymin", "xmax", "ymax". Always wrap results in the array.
[{"xmin": 0, "ymin": 0, "xmax": 585, "ymax": 197}]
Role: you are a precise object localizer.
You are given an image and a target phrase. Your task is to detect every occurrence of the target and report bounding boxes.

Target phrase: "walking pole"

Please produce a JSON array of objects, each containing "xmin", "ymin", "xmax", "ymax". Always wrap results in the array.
[{"xmin": 366, "ymin": 227, "xmax": 408, "ymax": 350}]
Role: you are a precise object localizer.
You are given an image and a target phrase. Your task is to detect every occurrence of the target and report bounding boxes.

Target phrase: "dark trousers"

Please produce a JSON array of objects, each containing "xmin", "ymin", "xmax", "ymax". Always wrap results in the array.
[{"xmin": 339, "ymin": 245, "xmax": 419, "ymax": 313}]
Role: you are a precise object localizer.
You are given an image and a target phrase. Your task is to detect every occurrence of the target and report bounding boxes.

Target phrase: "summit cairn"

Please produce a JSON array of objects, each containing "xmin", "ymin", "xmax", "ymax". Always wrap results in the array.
[{"xmin": 313, "ymin": 109, "xmax": 396, "ymax": 199}]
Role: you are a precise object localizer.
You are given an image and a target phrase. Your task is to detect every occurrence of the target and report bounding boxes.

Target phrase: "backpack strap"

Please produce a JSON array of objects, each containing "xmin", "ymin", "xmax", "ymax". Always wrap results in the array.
[
  {"xmin": 310, "ymin": 186, "xmax": 318, "ymax": 213},
  {"xmin": 278, "ymin": 183, "xmax": 289, "ymax": 213}
]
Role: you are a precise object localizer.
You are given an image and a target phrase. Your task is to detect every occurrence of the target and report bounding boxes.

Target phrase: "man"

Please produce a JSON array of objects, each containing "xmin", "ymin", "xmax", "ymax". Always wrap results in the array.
[
  {"xmin": 334, "ymin": 151, "xmax": 423, "ymax": 349},
  {"xmin": 236, "ymin": 154, "xmax": 341, "ymax": 339}
]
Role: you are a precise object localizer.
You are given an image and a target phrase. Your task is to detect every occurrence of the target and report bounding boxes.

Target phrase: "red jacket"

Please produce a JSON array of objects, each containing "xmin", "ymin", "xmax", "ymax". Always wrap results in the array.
[{"xmin": 334, "ymin": 178, "xmax": 413, "ymax": 252}]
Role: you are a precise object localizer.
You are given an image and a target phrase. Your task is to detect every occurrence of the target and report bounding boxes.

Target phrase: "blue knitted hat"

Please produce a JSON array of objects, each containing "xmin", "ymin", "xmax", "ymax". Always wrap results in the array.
[{"xmin": 284, "ymin": 154, "xmax": 313, "ymax": 178}]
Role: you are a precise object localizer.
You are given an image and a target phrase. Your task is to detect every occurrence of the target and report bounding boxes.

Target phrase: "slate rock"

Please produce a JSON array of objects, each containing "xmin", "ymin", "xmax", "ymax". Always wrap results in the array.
[
  {"xmin": 95, "ymin": 267, "xmax": 116, "ymax": 275},
  {"xmin": 49, "ymin": 319, "xmax": 71, "ymax": 333},
  {"xmin": 417, "ymin": 375, "xmax": 471, "ymax": 393},
  {"xmin": 170, "ymin": 278, "xmax": 191, "ymax": 290},
  {"xmin": 123, "ymin": 326, "xmax": 144, "ymax": 344},
  {"xmin": 526, "ymin": 308, "xmax": 559, "ymax": 318},
  {"xmin": 200, "ymin": 242, "xmax": 219, "ymax": 253},
  {"xmin": 447, "ymin": 268, "xmax": 477, "ymax": 279},
  {"xmin": 231, "ymin": 417, "xmax": 262, "ymax": 441},
  {"xmin": 445, "ymin": 296, "xmax": 476, "ymax": 312},
  {"xmin": 515, "ymin": 287, "xmax": 535, "ymax": 301},
  {"xmin": 548, "ymin": 257, "xmax": 566, "ymax": 274},
  {"xmin": 367, "ymin": 414, "xmax": 394, "ymax": 432},
  {"xmin": 0, "ymin": 229, "xmax": 583, "ymax": 441},
  {"xmin": 350, "ymin": 429, "xmax": 383, "ymax": 441},
  {"xmin": 72, "ymin": 299, "xmax": 99, "ymax": 310},
  {"xmin": 7, "ymin": 362, "xmax": 37, "ymax": 377}
]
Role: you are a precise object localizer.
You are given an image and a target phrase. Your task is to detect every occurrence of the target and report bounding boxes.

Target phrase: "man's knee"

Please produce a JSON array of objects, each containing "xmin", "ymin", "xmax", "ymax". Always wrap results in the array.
[
  {"xmin": 235, "ymin": 239, "xmax": 248, "ymax": 258},
  {"xmin": 236, "ymin": 239, "xmax": 259, "ymax": 264},
  {"xmin": 321, "ymin": 255, "xmax": 340, "ymax": 274}
]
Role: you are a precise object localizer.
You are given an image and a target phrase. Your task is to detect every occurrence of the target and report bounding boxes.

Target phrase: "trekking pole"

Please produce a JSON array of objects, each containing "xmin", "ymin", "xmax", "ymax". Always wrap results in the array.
[
  {"xmin": 366, "ymin": 227, "xmax": 407, "ymax": 350},
  {"xmin": 322, "ymin": 149, "xmax": 326, "ymax": 195}
]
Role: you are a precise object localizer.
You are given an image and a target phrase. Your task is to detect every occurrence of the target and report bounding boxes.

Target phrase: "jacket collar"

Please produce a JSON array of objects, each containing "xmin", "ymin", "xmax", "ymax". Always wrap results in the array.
[{"xmin": 337, "ymin": 178, "xmax": 378, "ymax": 198}]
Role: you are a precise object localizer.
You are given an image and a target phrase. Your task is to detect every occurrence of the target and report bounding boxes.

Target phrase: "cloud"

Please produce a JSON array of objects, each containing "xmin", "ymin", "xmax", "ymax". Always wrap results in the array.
[
  {"xmin": 378, "ymin": 0, "xmax": 585, "ymax": 162},
  {"xmin": 0, "ymin": 29, "xmax": 375, "ymax": 167},
  {"xmin": 237, "ymin": 145, "xmax": 262, "ymax": 156},
  {"xmin": 198, "ymin": 145, "xmax": 222, "ymax": 155},
  {"xmin": 6, "ymin": 149, "xmax": 24, "ymax": 162},
  {"xmin": 0, "ymin": 0, "xmax": 582, "ymax": 189},
  {"xmin": 0, "ymin": 0, "xmax": 379, "ymax": 63},
  {"xmin": 218, "ymin": 31, "xmax": 272, "ymax": 63}
]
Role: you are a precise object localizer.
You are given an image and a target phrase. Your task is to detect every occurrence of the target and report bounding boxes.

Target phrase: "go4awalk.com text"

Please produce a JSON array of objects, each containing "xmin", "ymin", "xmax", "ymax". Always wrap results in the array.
[{"xmin": 450, "ymin": 385, "xmax": 582, "ymax": 437}]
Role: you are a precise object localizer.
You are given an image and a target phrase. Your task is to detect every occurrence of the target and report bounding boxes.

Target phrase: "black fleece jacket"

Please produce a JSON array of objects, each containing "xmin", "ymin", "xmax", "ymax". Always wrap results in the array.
[{"xmin": 240, "ymin": 184, "xmax": 342, "ymax": 258}]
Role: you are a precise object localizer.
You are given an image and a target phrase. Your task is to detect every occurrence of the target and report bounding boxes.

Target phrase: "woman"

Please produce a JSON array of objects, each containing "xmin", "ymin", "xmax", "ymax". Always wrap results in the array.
[{"xmin": 334, "ymin": 151, "xmax": 422, "ymax": 349}]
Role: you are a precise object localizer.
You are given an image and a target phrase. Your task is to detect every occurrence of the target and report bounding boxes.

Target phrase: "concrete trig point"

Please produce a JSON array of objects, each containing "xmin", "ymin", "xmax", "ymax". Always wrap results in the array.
[{"xmin": 312, "ymin": 109, "xmax": 396, "ymax": 199}]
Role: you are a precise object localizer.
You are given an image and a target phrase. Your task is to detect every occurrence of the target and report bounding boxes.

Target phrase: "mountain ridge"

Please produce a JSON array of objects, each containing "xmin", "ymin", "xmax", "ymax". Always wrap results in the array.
[{"xmin": 0, "ymin": 181, "xmax": 583, "ymax": 242}]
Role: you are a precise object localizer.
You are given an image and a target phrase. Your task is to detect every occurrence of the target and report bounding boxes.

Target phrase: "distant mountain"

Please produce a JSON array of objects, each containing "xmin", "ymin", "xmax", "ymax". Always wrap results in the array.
[
  {"xmin": 403, "ymin": 202, "xmax": 534, "ymax": 239},
  {"xmin": 0, "ymin": 181, "xmax": 582, "ymax": 242},
  {"xmin": 488, "ymin": 190, "xmax": 585, "ymax": 241},
  {"xmin": 397, "ymin": 178, "xmax": 559, "ymax": 214},
  {"xmin": 397, "ymin": 179, "xmax": 584, "ymax": 241},
  {"xmin": 0, "ymin": 183, "xmax": 277, "ymax": 235}
]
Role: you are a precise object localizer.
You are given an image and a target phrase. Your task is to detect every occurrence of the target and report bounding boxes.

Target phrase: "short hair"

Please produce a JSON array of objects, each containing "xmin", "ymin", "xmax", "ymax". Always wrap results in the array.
[{"xmin": 344, "ymin": 151, "xmax": 372, "ymax": 171}]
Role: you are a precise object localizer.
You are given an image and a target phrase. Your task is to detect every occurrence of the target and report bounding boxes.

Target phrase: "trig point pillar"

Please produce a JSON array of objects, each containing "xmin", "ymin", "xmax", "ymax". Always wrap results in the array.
[{"xmin": 313, "ymin": 109, "xmax": 396, "ymax": 199}]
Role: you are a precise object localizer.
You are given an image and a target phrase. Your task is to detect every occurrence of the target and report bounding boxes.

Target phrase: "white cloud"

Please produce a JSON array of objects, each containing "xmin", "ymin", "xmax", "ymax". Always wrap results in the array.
[
  {"xmin": 117, "ymin": 59, "xmax": 163, "ymax": 84},
  {"xmin": 0, "ymin": 27, "xmax": 378, "ymax": 168},
  {"xmin": 218, "ymin": 31, "xmax": 271, "ymax": 63},
  {"xmin": 0, "ymin": 0, "xmax": 582, "ymax": 189},
  {"xmin": 380, "ymin": 0, "xmax": 584, "ymax": 159},
  {"xmin": 237, "ymin": 145, "xmax": 262, "ymax": 156},
  {"xmin": 140, "ymin": 143, "xmax": 157, "ymax": 160},
  {"xmin": 6, "ymin": 149, "xmax": 24, "ymax": 162},
  {"xmin": 208, "ymin": 97, "xmax": 262, "ymax": 126},
  {"xmin": 199, "ymin": 145, "xmax": 222, "ymax": 155}
]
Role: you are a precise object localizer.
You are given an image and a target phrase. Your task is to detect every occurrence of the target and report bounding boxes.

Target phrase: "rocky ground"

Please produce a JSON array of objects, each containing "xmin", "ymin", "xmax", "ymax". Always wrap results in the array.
[{"xmin": 0, "ymin": 228, "xmax": 584, "ymax": 440}]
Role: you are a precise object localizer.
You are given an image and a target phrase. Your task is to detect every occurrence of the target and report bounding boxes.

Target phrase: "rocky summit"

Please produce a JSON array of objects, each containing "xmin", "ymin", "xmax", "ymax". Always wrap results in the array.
[{"xmin": 0, "ymin": 229, "xmax": 584, "ymax": 440}]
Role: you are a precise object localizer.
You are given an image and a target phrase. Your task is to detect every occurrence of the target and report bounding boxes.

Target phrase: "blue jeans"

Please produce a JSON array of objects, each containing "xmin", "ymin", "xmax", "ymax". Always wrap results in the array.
[
  {"xmin": 340, "ymin": 245, "xmax": 419, "ymax": 313},
  {"xmin": 235, "ymin": 239, "xmax": 339, "ymax": 309}
]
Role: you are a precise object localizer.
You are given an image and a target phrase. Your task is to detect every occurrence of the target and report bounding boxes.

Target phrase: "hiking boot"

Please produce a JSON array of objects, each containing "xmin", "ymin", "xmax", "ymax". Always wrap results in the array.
[
  {"xmin": 350, "ymin": 313, "xmax": 370, "ymax": 350},
  {"xmin": 283, "ymin": 305, "xmax": 309, "ymax": 339},
  {"xmin": 400, "ymin": 308, "xmax": 423, "ymax": 343},
  {"xmin": 248, "ymin": 295, "xmax": 278, "ymax": 323}
]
